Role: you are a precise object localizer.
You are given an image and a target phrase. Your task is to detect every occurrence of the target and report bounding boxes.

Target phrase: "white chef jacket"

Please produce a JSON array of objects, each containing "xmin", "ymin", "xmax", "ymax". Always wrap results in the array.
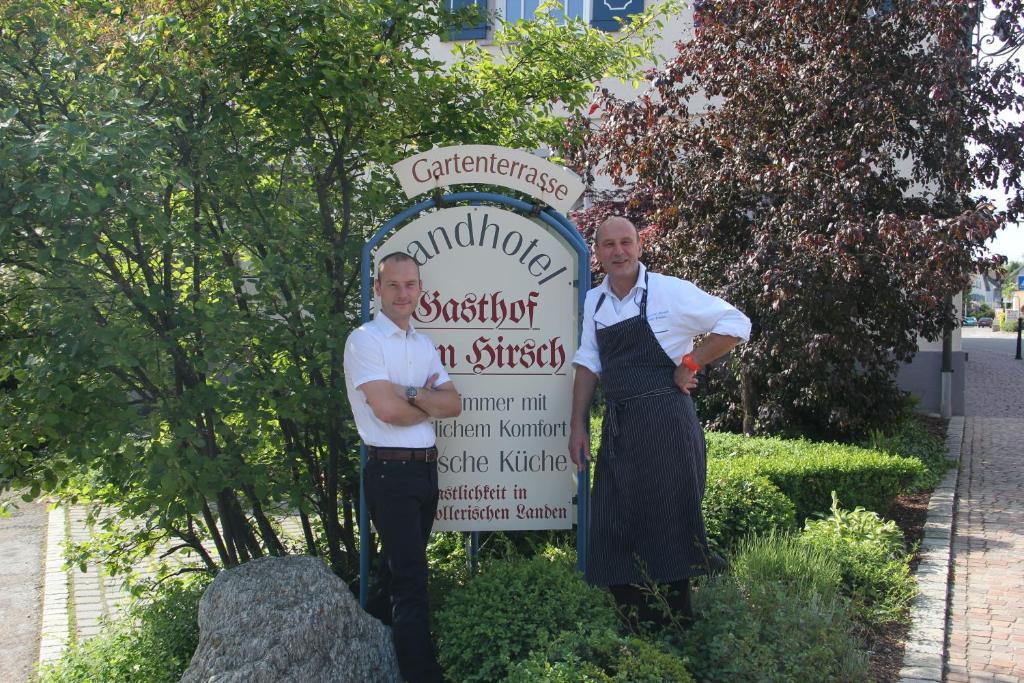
[{"xmin": 572, "ymin": 263, "xmax": 751, "ymax": 375}]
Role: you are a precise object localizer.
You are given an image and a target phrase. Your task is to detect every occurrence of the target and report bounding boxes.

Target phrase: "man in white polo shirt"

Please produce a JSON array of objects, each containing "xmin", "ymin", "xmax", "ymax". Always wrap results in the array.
[
  {"xmin": 568, "ymin": 216, "xmax": 750, "ymax": 631},
  {"xmin": 344, "ymin": 252, "xmax": 461, "ymax": 683}
]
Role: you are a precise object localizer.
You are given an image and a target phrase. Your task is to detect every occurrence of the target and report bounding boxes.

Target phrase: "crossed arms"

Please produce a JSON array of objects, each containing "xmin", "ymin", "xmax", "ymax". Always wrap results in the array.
[{"xmin": 360, "ymin": 374, "xmax": 462, "ymax": 426}]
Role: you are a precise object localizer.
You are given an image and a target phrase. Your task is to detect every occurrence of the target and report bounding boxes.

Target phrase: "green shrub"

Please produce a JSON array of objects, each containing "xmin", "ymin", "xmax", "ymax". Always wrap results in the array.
[
  {"xmin": 703, "ymin": 472, "xmax": 796, "ymax": 553},
  {"xmin": 38, "ymin": 577, "xmax": 207, "ymax": 683},
  {"xmin": 427, "ymin": 531, "xmax": 472, "ymax": 614},
  {"xmin": 803, "ymin": 492, "xmax": 905, "ymax": 556},
  {"xmin": 707, "ymin": 433, "xmax": 923, "ymax": 521},
  {"xmin": 428, "ymin": 531, "xmax": 578, "ymax": 612},
  {"xmin": 681, "ymin": 534, "xmax": 868, "ymax": 683},
  {"xmin": 434, "ymin": 549, "xmax": 618, "ymax": 683},
  {"xmin": 802, "ymin": 494, "xmax": 916, "ymax": 628},
  {"xmin": 506, "ymin": 627, "xmax": 694, "ymax": 682},
  {"xmin": 865, "ymin": 416, "xmax": 950, "ymax": 490}
]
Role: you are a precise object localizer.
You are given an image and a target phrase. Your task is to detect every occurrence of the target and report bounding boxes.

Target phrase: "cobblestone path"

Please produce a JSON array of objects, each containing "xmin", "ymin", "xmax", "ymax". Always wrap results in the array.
[{"xmin": 945, "ymin": 329, "xmax": 1024, "ymax": 681}]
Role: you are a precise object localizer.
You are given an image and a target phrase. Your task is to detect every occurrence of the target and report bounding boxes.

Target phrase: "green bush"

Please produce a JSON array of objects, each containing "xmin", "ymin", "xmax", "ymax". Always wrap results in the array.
[
  {"xmin": 681, "ymin": 534, "xmax": 868, "ymax": 683},
  {"xmin": 428, "ymin": 531, "xmax": 578, "ymax": 612},
  {"xmin": 865, "ymin": 416, "xmax": 950, "ymax": 490},
  {"xmin": 803, "ymin": 492, "xmax": 905, "ymax": 556},
  {"xmin": 802, "ymin": 494, "xmax": 916, "ymax": 628},
  {"xmin": 707, "ymin": 432, "xmax": 924, "ymax": 521},
  {"xmin": 506, "ymin": 627, "xmax": 694, "ymax": 682},
  {"xmin": 427, "ymin": 531, "xmax": 472, "ymax": 614},
  {"xmin": 434, "ymin": 549, "xmax": 618, "ymax": 683},
  {"xmin": 703, "ymin": 471, "xmax": 796, "ymax": 553},
  {"xmin": 38, "ymin": 577, "xmax": 207, "ymax": 683}
]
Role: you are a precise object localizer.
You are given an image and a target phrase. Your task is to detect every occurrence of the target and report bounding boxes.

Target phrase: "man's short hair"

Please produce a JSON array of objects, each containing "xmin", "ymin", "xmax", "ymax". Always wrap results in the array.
[
  {"xmin": 595, "ymin": 216, "xmax": 640, "ymax": 243},
  {"xmin": 376, "ymin": 251, "xmax": 420, "ymax": 280}
]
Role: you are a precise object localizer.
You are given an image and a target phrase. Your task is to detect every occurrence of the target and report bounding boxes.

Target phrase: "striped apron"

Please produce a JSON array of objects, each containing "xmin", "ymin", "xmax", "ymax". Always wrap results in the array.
[{"xmin": 585, "ymin": 275, "xmax": 711, "ymax": 586}]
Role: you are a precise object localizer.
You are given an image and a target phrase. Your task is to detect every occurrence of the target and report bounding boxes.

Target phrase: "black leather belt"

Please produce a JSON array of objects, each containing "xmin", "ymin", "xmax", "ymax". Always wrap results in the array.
[{"xmin": 367, "ymin": 446, "xmax": 438, "ymax": 462}]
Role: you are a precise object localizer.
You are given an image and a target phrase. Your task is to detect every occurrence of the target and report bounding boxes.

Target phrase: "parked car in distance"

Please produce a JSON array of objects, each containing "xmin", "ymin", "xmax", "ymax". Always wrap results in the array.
[
  {"xmin": 963, "ymin": 317, "xmax": 977, "ymax": 327},
  {"xmin": 978, "ymin": 317, "xmax": 993, "ymax": 328}
]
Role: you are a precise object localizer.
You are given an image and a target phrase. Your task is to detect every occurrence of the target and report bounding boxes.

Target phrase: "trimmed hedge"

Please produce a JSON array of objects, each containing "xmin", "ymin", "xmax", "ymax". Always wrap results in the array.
[
  {"xmin": 434, "ymin": 549, "xmax": 618, "ymax": 683},
  {"xmin": 864, "ymin": 417, "xmax": 950, "ymax": 491},
  {"xmin": 703, "ymin": 471, "xmax": 796, "ymax": 552},
  {"xmin": 707, "ymin": 432, "xmax": 924, "ymax": 522}
]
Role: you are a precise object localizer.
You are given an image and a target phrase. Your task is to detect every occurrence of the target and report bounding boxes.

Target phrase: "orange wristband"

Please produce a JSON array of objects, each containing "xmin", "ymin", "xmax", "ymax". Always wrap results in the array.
[{"xmin": 681, "ymin": 353, "xmax": 702, "ymax": 372}]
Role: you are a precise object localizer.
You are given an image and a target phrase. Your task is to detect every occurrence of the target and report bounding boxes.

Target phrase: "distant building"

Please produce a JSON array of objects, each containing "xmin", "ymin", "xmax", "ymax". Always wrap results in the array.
[{"xmin": 968, "ymin": 270, "xmax": 1004, "ymax": 312}]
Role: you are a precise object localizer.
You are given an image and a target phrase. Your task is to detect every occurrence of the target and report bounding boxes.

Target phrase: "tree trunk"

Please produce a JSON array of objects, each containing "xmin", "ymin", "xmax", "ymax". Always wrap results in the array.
[{"xmin": 741, "ymin": 366, "xmax": 757, "ymax": 436}]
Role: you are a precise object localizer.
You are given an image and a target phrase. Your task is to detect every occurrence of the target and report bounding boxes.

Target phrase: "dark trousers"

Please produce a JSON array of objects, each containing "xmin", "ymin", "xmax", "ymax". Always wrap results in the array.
[
  {"xmin": 609, "ymin": 579, "xmax": 693, "ymax": 632},
  {"xmin": 363, "ymin": 459, "xmax": 443, "ymax": 683}
]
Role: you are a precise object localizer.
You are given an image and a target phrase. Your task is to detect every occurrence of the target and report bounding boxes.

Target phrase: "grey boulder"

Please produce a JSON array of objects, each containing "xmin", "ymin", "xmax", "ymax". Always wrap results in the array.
[{"xmin": 181, "ymin": 555, "xmax": 401, "ymax": 683}]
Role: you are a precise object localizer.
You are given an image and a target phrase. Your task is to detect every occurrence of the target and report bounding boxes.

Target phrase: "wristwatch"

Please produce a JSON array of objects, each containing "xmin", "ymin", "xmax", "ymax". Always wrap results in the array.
[
  {"xmin": 405, "ymin": 386, "xmax": 418, "ymax": 405},
  {"xmin": 681, "ymin": 353, "xmax": 702, "ymax": 372}
]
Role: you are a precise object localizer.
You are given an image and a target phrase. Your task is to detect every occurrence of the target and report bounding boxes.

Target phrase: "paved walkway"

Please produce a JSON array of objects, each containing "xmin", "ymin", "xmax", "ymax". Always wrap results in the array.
[
  {"xmin": 35, "ymin": 506, "xmax": 305, "ymax": 672},
  {"xmin": 0, "ymin": 498, "xmax": 46, "ymax": 683},
  {"xmin": 945, "ymin": 328, "xmax": 1024, "ymax": 682},
  {"xmin": 38, "ymin": 506, "xmax": 136, "ymax": 665}
]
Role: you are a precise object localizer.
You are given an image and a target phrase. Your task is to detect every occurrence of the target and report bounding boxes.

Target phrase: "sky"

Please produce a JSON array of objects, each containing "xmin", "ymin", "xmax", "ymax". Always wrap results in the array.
[{"xmin": 987, "ymin": 222, "xmax": 1024, "ymax": 263}]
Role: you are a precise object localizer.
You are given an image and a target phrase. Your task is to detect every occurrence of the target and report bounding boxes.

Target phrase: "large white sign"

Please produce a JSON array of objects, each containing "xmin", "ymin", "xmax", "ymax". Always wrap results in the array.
[
  {"xmin": 392, "ymin": 145, "xmax": 586, "ymax": 215},
  {"xmin": 375, "ymin": 206, "xmax": 579, "ymax": 531}
]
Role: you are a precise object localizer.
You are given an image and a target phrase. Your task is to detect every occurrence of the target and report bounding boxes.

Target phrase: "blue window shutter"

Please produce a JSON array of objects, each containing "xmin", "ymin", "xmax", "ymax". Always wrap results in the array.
[
  {"xmin": 444, "ymin": 0, "xmax": 488, "ymax": 41},
  {"xmin": 590, "ymin": 0, "xmax": 643, "ymax": 32}
]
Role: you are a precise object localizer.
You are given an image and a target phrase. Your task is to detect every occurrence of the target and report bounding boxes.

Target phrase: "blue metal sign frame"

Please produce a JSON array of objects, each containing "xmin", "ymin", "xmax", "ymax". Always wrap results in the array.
[{"xmin": 357, "ymin": 191, "xmax": 591, "ymax": 606}]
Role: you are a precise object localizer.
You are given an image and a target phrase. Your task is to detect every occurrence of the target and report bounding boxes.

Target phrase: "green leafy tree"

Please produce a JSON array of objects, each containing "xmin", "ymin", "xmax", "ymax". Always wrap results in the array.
[
  {"xmin": 0, "ymin": 0, "xmax": 666, "ymax": 577},
  {"xmin": 1001, "ymin": 260, "xmax": 1023, "ymax": 301}
]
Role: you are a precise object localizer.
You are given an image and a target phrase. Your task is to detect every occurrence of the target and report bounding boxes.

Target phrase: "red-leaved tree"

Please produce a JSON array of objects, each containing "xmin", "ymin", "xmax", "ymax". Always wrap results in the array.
[{"xmin": 566, "ymin": 0, "xmax": 1022, "ymax": 439}]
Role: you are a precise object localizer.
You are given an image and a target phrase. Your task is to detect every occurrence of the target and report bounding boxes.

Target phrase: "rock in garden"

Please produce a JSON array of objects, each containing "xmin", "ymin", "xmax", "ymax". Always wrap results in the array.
[{"xmin": 181, "ymin": 555, "xmax": 401, "ymax": 683}]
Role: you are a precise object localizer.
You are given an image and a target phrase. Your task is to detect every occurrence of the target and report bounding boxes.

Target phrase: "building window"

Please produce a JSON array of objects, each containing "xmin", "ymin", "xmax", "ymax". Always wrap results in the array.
[
  {"xmin": 505, "ymin": 1, "xmax": 586, "ymax": 24},
  {"xmin": 444, "ymin": 0, "xmax": 489, "ymax": 41}
]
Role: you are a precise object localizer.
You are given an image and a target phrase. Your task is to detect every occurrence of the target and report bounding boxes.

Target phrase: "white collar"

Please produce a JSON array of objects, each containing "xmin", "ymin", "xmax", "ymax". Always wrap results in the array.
[
  {"xmin": 599, "ymin": 262, "xmax": 648, "ymax": 300},
  {"xmin": 372, "ymin": 312, "xmax": 416, "ymax": 338}
]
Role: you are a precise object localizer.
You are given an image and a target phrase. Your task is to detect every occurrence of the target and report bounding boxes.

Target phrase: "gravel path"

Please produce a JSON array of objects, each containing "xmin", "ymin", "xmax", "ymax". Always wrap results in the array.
[{"xmin": 0, "ymin": 499, "xmax": 46, "ymax": 683}]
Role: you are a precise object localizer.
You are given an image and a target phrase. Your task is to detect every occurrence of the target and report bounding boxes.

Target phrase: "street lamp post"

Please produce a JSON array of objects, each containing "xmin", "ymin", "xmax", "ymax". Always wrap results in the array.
[{"xmin": 1016, "ymin": 308, "xmax": 1023, "ymax": 360}]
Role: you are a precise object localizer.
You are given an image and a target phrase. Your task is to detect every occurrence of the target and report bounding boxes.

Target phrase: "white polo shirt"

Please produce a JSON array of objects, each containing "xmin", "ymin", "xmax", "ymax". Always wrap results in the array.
[
  {"xmin": 573, "ymin": 263, "xmax": 751, "ymax": 375},
  {"xmin": 344, "ymin": 313, "xmax": 450, "ymax": 448}
]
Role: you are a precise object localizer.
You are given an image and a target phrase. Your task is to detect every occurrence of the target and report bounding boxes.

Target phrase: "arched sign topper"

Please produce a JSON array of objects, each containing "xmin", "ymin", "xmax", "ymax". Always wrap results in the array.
[
  {"xmin": 358, "ymin": 148, "xmax": 591, "ymax": 604},
  {"xmin": 392, "ymin": 145, "xmax": 586, "ymax": 214}
]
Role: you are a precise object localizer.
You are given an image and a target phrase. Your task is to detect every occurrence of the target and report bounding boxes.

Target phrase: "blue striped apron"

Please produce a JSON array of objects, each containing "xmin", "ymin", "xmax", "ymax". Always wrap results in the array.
[{"xmin": 585, "ymin": 274, "xmax": 711, "ymax": 586}]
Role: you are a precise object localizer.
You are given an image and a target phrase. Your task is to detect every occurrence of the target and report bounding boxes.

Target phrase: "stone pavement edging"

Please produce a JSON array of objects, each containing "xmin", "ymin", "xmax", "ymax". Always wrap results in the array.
[
  {"xmin": 898, "ymin": 415, "xmax": 965, "ymax": 683},
  {"xmin": 38, "ymin": 505, "xmax": 69, "ymax": 665}
]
